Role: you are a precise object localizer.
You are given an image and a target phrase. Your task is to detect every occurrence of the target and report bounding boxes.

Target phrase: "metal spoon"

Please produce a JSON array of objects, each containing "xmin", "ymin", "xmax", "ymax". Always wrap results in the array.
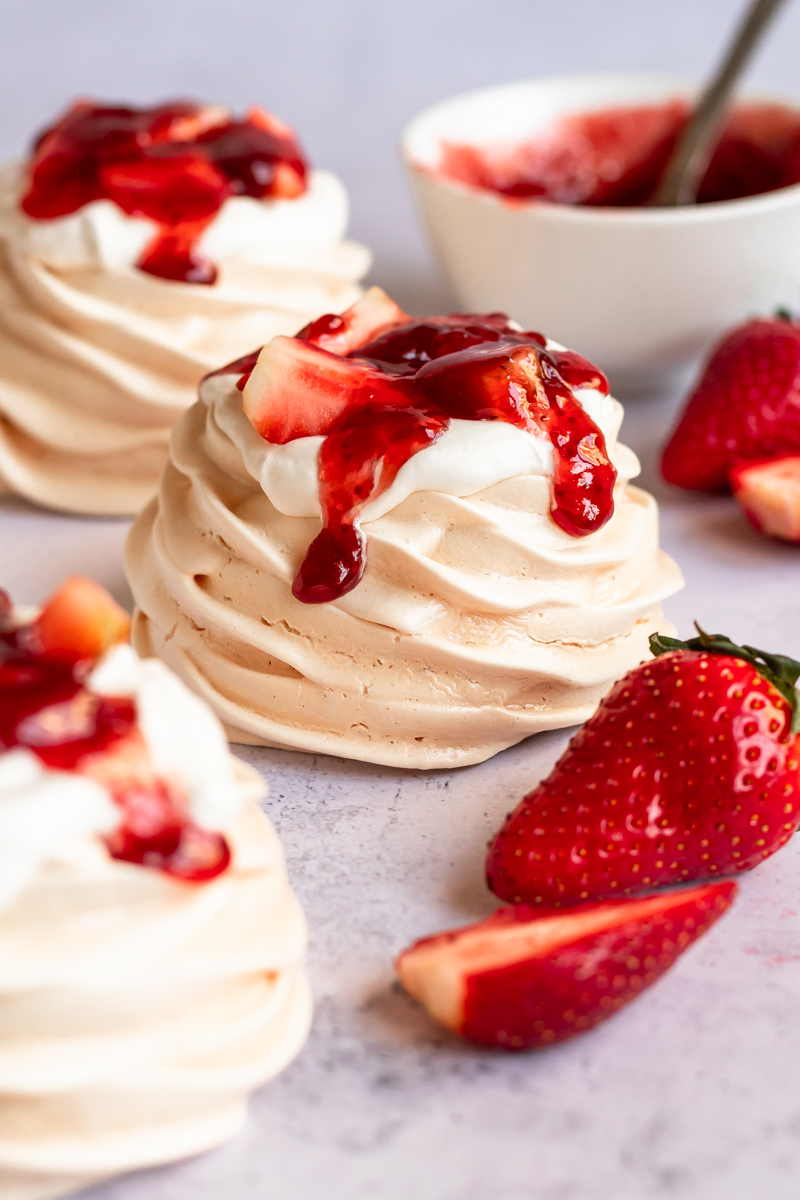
[{"xmin": 649, "ymin": 0, "xmax": 790, "ymax": 206}]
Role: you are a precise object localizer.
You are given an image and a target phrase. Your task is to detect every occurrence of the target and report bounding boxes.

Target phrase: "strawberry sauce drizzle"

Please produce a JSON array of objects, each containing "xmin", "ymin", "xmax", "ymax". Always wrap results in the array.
[
  {"xmin": 288, "ymin": 315, "xmax": 615, "ymax": 603},
  {"xmin": 293, "ymin": 404, "xmax": 449, "ymax": 602},
  {"xmin": 21, "ymin": 101, "xmax": 308, "ymax": 285},
  {"xmin": 0, "ymin": 599, "xmax": 229, "ymax": 881}
]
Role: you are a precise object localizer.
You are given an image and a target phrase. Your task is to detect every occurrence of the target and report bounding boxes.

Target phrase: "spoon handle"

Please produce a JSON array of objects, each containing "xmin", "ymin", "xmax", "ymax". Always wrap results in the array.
[{"xmin": 650, "ymin": 0, "xmax": 790, "ymax": 206}]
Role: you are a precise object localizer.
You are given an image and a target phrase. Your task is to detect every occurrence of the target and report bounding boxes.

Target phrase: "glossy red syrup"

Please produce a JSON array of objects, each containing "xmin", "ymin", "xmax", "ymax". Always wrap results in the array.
[
  {"xmin": 285, "ymin": 315, "xmax": 614, "ymax": 603},
  {"xmin": 439, "ymin": 100, "xmax": 800, "ymax": 207},
  {"xmin": 0, "ymin": 601, "xmax": 229, "ymax": 881},
  {"xmin": 21, "ymin": 101, "xmax": 308, "ymax": 284},
  {"xmin": 293, "ymin": 404, "xmax": 449, "ymax": 602}
]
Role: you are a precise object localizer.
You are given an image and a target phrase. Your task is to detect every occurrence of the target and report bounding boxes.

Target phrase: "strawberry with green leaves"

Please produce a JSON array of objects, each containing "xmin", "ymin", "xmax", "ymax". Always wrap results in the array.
[{"xmin": 487, "ymin": 627, "xmax": 800, "ymax": 908}]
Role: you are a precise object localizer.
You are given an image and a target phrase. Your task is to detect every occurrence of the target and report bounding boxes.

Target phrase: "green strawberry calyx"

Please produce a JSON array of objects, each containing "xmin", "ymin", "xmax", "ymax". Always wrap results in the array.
[{"xmin": 650, "ymin": 623, "xmax": 800, "ymax": 735}]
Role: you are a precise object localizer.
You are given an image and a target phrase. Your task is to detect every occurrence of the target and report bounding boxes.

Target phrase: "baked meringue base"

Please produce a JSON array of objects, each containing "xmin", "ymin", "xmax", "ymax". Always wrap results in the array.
[
  {"xmin": 0, "ymin": 786, "xmax": 311, "ymax": 1200},
  {"xmin": 131, "ymin": 594, "xmax": 673, "ymax": 768}
]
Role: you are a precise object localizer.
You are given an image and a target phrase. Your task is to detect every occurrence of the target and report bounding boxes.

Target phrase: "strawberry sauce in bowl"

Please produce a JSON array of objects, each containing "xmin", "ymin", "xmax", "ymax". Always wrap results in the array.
[
  {"xmin": 438, "ymin": 99, "xmax": 800, "ymax": 208},
  {"xmin": 403, "ymin": 73, "xmax": 800, "ymax": 390}
]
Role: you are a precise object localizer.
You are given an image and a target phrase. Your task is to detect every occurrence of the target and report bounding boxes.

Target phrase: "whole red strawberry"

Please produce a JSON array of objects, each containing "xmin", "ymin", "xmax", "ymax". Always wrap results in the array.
[
  {"xmin": 397, "ymin": 881, "xmax": 736, "ymax": 1050},
  {"xmin": 730, "ymin": 455, "xmax": 800, "ymax": 543},
  {"xmin": 487, "ymin": 628, "xmax": 800, "ymax": 908},
  {"xmin": 661, "ymin": 315, "xmax": 800, "ymax": 492}
]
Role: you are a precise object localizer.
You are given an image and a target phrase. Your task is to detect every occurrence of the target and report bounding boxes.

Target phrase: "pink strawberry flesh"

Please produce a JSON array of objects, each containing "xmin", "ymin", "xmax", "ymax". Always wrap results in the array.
[
  {"xmin": 0, "ymin": 585, "xmax": 229, "ymax": 884},
  {"xmin": 30, "ymin": 575, "xmax": 131, "ymax": 665},
  {"xmin": 396, "ymin": 881, "xmax": 736, "ymax": 1050},
  {"xmin": 241, "ymin": 335, "xmax": 409, "ymax": 443},
  {"xmin": 661, "ymin": 316, "xmax": 800, "ymax": 493},
  {"xmin": 297, "ymin": 286, "xmax": 409, "ymax": 356},
  {"xmin": 730, "ymin": 455, "xmax": 800, "ymax": 542},
  {"xmin": 487, "ymin": 646, "xmax": 800, "ymax": 908}
]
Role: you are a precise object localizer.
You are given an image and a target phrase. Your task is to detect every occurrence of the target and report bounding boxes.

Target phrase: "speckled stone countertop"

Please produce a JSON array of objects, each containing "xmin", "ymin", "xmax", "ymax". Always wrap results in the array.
[{"xmin": 3, "ymin": 383, "xmax": 800, "ymax": 1200}]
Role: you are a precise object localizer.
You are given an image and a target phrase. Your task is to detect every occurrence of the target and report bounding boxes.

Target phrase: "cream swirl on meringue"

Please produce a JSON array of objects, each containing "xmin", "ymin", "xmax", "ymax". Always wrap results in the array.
[
  {"xmin": 125, "ymin": 348, "xmax": 683, "ymax": 768},
  {"xmin": 0, "ymin": 158, "xmax": 370, "ymax": 515}
]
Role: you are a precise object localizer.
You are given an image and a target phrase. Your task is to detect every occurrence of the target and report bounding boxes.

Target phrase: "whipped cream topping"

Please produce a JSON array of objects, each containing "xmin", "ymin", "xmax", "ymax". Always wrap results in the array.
[
  {"xmin": 0, "ymin": 643, "xmax": 310, "ymax": 1198},
  {"xmin": 126, "ymin": 350, "xmax": 683, "ymax": 768},
  {"xmin": 0, "ymin": 749, "xmax": 117, "ymax": 914},
  {"xmin": 204, "ymin": 352, "xmax": 639, "ymax": 525},
  {"xmin": 0, "ymin": 159, "xmax": 370, "ymax": 515},
  {"xmin": 87, "ymin": 642, "xmax": 243, "ymax": 831}
]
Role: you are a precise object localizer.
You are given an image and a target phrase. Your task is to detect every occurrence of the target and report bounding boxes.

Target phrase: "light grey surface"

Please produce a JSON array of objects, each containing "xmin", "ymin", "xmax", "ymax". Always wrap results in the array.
[
  {"xmin": 3, "ymin": 387, "xmax": 800, "ymax": 1200},
  {"xmin": 3, "ymin": 1, "xmax": 800, "ymax": 1196}
]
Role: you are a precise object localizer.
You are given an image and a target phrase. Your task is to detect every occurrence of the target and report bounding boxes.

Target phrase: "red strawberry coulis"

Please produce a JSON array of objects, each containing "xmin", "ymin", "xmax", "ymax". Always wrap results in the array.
[
  {"xmin": 273, "ymin": 314, "xmax": 615, "ymax": 603},
  {"xmin": 439, "ymin": 100, "xmax": 800, "ymax": 207},
  {"xmin": 0, "ymin": 589, "xmax": 229, "ymax": 882},
  {"xmin": 21, "ymin": 101, "xmax": 308, "ymax": 285}
]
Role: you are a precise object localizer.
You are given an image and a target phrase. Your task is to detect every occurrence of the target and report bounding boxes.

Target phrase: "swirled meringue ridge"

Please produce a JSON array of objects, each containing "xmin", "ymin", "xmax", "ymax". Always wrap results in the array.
[
  {"xmin": 0, "ymin": 160, "xmax": 370, "ymax": 515},
  {"xmin": 0, "ymin": 640, "xmax": 310, "ymax": 1198},
  {"xmin": 126, "ymin": 357, "xmax": 683, "ymax": 768}
]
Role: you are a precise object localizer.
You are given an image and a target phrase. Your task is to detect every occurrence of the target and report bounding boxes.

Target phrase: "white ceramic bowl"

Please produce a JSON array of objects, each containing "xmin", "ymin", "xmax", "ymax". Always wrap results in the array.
[{"xmin": 402, "ymin": 72, "xmax": 800, "ymax": 390}]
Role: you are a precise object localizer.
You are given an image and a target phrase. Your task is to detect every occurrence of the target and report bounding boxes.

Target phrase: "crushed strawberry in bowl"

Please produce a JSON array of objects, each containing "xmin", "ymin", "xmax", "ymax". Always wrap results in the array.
[
  {"xmin": 661, "ymin": 312, "xmax": 800, "ymax": 495},
  {"xmin": 0, "ymin": 576, "xmax": 232, "ymax": 882},
  {"xmin": 436, "ymin": 100, "xmax": 800, "ymax": 208},
  {"xmin": 237, "ymin": 287, "xmax": 617, "ymax": 604}
]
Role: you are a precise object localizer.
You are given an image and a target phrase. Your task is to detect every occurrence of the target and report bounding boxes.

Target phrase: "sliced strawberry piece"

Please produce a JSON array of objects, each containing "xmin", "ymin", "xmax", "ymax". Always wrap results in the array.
[
  {"xmin": 487, "ymin": 629, "xmax": 800, "ymax": 908},
  {"xmin": 730, "ymin": 455, "xmax": 800, "ymax": 542},
  {"xmin": 246, "ymin": 104, "xmax": 301, "ymax": 143},
  {"xmin": 269, "ymin": 161, "xmax": 306, "ymax": 199},
  {"xmin": 297, "ymin": 287, "xmax": 410, "ymax": 356},
  {"xmin": 242, "ymin": 335, "xmax": 407, "ymax": 444},
  {"xmin": 415, "ymin": 342, "xmax": 547, "ymax": 426},
  {"xmin": 397, "ymin": 882, "xmax": 736, "ymax": 1049},
  {"xmin": 153, "ymin": 103, "xmax": 230, "ymax": 144},
  {"xmin": 661, "ymin": 315, "xmax": 800, "ymax": 492},
  {"xmin": 30, "ymin": 576, "xmax": 130, "ymax": 665}
]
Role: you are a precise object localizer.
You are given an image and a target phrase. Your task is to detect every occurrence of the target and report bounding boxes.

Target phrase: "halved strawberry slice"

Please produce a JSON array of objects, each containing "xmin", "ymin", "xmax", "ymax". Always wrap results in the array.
[
  {"xmin": 297, "ymin": 287, "xmax": 409, "ymax": 356},
  {"xmin": 396, "ymin": 881, "xmax": 736, "ymax": 1050},
  {"xmin": 242, "ymin": 335, "xmax": 408, "ymax": 444},
  {"xmin": 154, "ymin": 103, "xmax": 230, "ymax": 145},
  {"xmin": 730, "ymin": 455, "xmax": 800, "ymax": 542},
  {"xmin": 246, "ymin": 104, "xmax": 301, "ymax": 143},
  {"xmin": 30, "ymin": 576, "xmax": 131, "ymax": 665}
]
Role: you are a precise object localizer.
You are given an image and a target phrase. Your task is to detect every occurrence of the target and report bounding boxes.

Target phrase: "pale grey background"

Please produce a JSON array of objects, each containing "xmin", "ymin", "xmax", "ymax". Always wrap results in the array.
[
  {"xmin": 4, "ymin": 0, "xmax": 800, "ymax": 312},
  {"xmin": 3, "ymin": 2, "xmax": 800, "ymax": 1198}
]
